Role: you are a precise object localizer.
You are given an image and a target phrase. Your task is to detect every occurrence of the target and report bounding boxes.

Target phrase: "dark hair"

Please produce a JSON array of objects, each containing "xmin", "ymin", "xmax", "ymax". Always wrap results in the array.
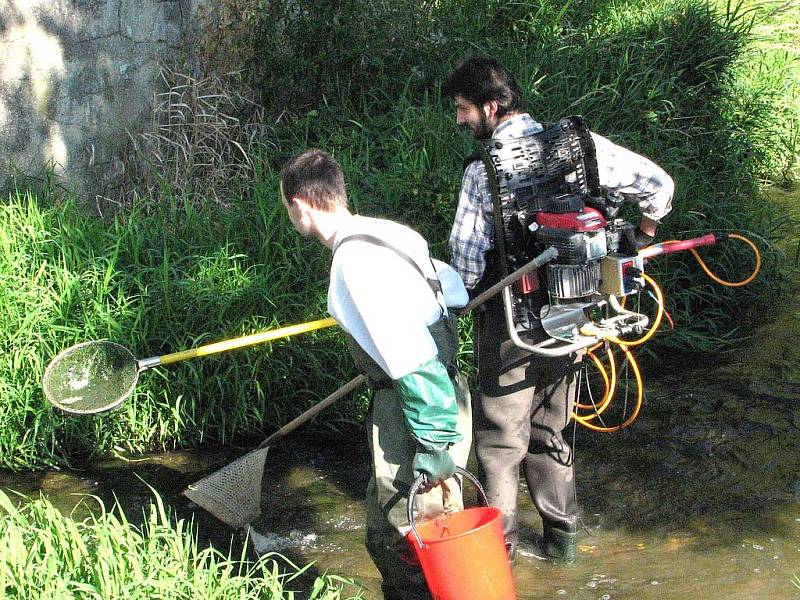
[
  {"xmin": 280, "ymin": 149, "xmax": 347, "ymax": 211},
  {"xmin": 442, "ymin": 56, "xmax": 524, "ymax": 118}
]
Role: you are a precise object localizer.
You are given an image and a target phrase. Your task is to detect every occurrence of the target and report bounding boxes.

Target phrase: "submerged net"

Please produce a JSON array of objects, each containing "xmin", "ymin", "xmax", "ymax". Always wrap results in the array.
[
  {"xmin": 182, "ymin": 375, "xmax": 366, "ymax": 530},
  {"xmin": 183, "ymin": 447, "xmax": 269, "ymax": 529},
  {"xmin": 43, "ymin": 341, "xmax": 138, "ymax": 414}
]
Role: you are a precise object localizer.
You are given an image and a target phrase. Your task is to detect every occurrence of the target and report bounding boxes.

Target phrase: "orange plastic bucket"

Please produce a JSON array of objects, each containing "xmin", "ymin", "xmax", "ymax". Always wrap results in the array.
[{"xmin": 405, "ymin": 467, "xmax": 517, "ymax": 600}]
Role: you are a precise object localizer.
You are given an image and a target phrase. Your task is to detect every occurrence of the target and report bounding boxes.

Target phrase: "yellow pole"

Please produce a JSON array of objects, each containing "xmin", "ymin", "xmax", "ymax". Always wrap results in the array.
[{"xmin": 156, "ymin": 317, "xmax": 338, "ymax": 366}]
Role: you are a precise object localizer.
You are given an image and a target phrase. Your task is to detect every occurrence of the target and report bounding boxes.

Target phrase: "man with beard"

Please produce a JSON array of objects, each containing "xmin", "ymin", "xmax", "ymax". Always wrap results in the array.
[
  {"xmin": 442, "ymin": 56, "xmax": 673, "ymax": 563},
  {"xmin": 279, "ymin": 149, "xmax": 472, "ymax": 599}
]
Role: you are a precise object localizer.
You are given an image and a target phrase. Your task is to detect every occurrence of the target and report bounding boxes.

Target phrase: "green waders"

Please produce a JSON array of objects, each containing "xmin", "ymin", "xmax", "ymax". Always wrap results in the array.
[{"xmin": 347, "ymin": 314, "xmax": 472, "ymax": 600}]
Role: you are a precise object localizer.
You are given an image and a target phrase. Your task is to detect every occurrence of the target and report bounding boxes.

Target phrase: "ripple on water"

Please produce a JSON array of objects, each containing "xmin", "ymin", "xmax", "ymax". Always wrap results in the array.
[
  {"xmin": 326, "ymin": 513, "xmax": 363, "ymax": 531},
  {"xmin": 248, "ymin": 527, "xmax": 349, "ymax": 556},
  {"xmin": 248, "ymin": 527, "xmax": 318, "ymax": 553}
]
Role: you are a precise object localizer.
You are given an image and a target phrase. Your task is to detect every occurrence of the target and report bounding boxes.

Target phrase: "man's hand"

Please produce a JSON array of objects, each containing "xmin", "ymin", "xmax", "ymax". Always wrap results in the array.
[
  {"xmin": 412, "ymin": 443, "xmax": 456, "ymax": 490},
  {"xmin": 635, "ymin": 215, "xmax": 659, "ymax": 250},
  {"xmin": 628, "ymin": 215, "xmax": 658, "ymax": 251},
  {"xmin": 633, "ymin": 227, "xmax": 655, "ymax": 250}
]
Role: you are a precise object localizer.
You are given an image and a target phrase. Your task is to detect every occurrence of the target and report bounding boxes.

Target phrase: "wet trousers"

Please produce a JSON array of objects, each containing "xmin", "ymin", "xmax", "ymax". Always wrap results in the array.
[
  {"xmin": 365, "ymin": 373, "xmax": 472, "ymax": 600},
  {"xmin": 474, "ymin": 303, "xmax": 580, "ymax": 551}
]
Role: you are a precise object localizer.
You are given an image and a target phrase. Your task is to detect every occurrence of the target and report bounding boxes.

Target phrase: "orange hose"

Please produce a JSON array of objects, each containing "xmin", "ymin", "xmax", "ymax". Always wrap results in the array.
[
  {"xmin": 576, "ymin": 346, "xmax": 615, "ymax": 412},
  {"xmin": 689, "ymin": 233, "xmax": 761, "ymax": 287},
  {"xmin": 617, "ymin": 273, "xmax": 664, "ymax": 348},
  {"xmin": 573, "ymin": 342, "xmax": 643, "ymax": 432},
  {"xmin": 570, "ymin": 232, "xmax": 758, "ymax": 432}
]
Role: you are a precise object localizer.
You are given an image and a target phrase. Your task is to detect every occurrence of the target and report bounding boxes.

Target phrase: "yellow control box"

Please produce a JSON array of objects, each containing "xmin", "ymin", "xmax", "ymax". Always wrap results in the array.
[{"xmin": 599, "ymin": 254, "xmax": 645, "ymax": 296}]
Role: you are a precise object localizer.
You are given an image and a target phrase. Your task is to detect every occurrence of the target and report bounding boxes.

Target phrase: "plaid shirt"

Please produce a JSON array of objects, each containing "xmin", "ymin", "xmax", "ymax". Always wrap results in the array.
[{"xmin": 449, "ymin": 113, "xmax": 674, "ymax": 289}]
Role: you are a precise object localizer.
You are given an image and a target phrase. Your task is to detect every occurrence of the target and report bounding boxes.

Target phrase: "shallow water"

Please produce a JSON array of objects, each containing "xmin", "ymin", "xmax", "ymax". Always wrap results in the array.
[
  {"xmin": 248, "ymin": 370, "xmax": 800, "ymax": 599},
  {"xmin": 4, "ymin": 365, "xmax": 797, "ymax": 599}
]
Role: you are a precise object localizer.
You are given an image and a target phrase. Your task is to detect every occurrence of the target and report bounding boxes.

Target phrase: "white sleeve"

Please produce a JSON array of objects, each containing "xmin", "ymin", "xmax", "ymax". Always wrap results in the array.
[
  {"xmin": 432, "ymin": 259, "xmax": 469, "ymax": 309},
  {"xmin": 328, "ymin": 247, "xmax": 439, "ymax": 380}
]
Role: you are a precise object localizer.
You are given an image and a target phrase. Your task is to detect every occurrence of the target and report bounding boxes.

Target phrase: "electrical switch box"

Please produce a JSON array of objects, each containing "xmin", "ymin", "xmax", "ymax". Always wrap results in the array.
[{"xmin": 599, "ymin": 254, "xmax": 645, "ymax": 296}]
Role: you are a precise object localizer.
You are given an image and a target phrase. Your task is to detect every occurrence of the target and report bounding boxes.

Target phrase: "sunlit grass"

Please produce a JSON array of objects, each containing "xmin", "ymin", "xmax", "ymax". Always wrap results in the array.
[
  {"xmin": 0, "ymin": 489, "xmax": 363, "ymax": 599},
  {"xmin": 0, "ymin": 190, "xmax": 359, "ymax": 470}
]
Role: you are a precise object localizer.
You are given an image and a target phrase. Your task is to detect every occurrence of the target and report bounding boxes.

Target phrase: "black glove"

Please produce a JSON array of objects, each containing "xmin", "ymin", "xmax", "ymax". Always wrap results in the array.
[{"xmin": 633, "ymin": 227, "xmax": 655, "ymax": 250}]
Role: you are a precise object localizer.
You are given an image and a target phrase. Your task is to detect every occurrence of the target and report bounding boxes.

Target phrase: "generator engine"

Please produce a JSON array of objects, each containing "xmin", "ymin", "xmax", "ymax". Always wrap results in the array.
[
  {"xmin": 480, "ymin": 116, "xmax": 647, "ymax": 354},
  {"xmin": 472, "ymin": 113, "xmax": 762, "ymax": 429},
  {"xmin": 534, "ymin": 204, "xmax": 607, "ymax": 299}
]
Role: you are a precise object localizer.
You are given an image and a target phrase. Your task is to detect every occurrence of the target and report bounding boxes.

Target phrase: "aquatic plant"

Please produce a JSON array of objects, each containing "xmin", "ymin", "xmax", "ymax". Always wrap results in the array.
[{"xmin": 0, "ymin": 489, "xmax": 364, "ymax": 599}]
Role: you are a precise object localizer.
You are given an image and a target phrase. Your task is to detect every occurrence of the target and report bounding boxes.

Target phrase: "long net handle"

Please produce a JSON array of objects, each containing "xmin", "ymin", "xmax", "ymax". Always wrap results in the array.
[
  {"xmin": 159, "ymin": 249, "xmax": 557, "ymax": 369},
  {"xmin": 257, "ymin": 375, "xmax": 367, "ymax": 449},
  {"xmin": 458, "ymin": 247, "xmax": 558, "ymax": 315},
  {"xmin": 155, "ymin": 317, "xmax": 338, "ymax": 367}
]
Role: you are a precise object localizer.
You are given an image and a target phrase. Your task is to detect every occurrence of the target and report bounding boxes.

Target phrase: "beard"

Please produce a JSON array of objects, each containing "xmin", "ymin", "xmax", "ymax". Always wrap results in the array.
[
  {"xmin": 460, "ymin": 112, "xmax": 494, "ymax": 140},
  {"xmin": 475, "ymin": 112, "xmax": 495, "ymax": 139}
]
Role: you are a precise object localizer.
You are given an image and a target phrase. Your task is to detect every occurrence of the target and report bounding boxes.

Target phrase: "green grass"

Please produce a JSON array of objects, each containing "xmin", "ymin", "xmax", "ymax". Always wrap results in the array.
[
  {"xmin": 0, "ymin": 488, "xmax": 363, "ymax": 599},
  {"xmin": 1, "ymin": 0, "xmax": 798, "ymax": 470},
  {"xmin": 241, "ymin": 0, "xmax": 796, "ymax": 350},
  {"xmin": 0, "ymin": 189, "xmax": 362, "ymax": 469}
]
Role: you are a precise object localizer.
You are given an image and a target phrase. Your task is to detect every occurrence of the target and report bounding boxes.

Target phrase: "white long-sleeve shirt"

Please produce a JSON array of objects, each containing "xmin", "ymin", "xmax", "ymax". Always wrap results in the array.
[{"xmin": 328, "ymin": 215, "xmax": 468, "ymax": 379}]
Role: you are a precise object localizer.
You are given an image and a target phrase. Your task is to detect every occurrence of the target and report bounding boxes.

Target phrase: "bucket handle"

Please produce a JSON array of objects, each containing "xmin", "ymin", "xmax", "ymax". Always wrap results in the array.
[{"xmin": 407, "ymin": 466, "xmax": 489, "ymax": 549}]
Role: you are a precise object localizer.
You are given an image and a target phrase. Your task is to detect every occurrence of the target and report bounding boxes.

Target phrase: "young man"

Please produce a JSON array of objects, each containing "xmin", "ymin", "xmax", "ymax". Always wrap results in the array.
[
  {"xmin": 279, "ymin": 149, "xmax": 472, "ymax": 600},
  {"xmin": 442, "ymin": 56, "xmax": 674, "ymax": 563}
]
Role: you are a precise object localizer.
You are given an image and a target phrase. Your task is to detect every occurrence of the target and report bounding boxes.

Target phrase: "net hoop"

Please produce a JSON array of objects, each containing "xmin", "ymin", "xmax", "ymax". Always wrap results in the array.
[{"xmin": 43, "ymin": 340, "xmax": 139, "ymax": 415}]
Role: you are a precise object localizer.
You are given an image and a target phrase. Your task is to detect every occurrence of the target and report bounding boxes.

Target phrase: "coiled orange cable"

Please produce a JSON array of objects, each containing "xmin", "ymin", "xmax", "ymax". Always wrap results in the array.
[
  {"xmin": 576, "ymin": 344, "xmax": 615, "ymax": 413},
  {"xmin": 573, "ymin": 341, "xmax": 643, "ymax": 432},
  {"xmin": 689, "ymin": 233, "xmax": 761, "ymax": 287}
]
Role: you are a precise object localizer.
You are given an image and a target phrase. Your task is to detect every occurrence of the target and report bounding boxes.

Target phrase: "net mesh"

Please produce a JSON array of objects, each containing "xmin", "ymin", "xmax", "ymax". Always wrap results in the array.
[
  {"xmin": 183, "ymin": 447, "xmax": 269, "ymax": 529},
  {"xmin": 43, "ymin": 341, "xmax": 138, "ymax": 414}
]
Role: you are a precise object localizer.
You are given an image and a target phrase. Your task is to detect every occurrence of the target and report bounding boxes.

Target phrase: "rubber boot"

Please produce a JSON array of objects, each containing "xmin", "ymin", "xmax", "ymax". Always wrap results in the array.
[{"xmin": 538, "ymin": 520, "xmax": 577, "ymax": 565}]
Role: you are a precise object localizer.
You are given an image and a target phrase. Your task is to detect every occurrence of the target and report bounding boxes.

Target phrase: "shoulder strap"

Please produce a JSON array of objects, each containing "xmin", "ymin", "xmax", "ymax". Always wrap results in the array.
[{"xmin": 332, "ymin": 233, "xmax": 445, "ymax": 308}]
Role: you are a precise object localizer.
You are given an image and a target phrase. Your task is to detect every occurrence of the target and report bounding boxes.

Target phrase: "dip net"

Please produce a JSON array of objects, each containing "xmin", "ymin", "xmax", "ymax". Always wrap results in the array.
[
  {"xmin": 182, "ymin": 375, "xmax": 366, "ymax": 529},
  {"xmin": 183, "ymin": 447, "xmax": 270, "ymax": 529}
]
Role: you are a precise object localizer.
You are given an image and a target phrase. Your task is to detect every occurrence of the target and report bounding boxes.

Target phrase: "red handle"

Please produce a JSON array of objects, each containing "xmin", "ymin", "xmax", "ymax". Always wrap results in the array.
[{"xmin": 638, "ymin": 233, "xmax": 719, "ymax": 259}]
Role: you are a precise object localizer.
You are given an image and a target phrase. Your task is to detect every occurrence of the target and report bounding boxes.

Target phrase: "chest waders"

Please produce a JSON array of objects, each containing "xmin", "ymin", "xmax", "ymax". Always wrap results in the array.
[
  {"xmin": 333, "ymin": 235, "xmax": 471, "ymax": 600},
  {"xmin": 469, "ymin": 119, "xmax": 594, "ymax": 563}
]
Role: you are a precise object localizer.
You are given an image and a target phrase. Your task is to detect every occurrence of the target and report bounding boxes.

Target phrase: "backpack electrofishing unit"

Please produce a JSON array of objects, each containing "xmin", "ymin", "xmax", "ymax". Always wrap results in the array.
[{"xmin": 478, "ymin": 116, "xmax": 760, "ymax": 430}]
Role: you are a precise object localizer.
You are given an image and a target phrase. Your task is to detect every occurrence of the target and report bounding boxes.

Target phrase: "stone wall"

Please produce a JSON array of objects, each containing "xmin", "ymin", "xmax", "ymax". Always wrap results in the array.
[{"xmin": 0, "ymin": 0, "xmax": 199, "ymax": 204}]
